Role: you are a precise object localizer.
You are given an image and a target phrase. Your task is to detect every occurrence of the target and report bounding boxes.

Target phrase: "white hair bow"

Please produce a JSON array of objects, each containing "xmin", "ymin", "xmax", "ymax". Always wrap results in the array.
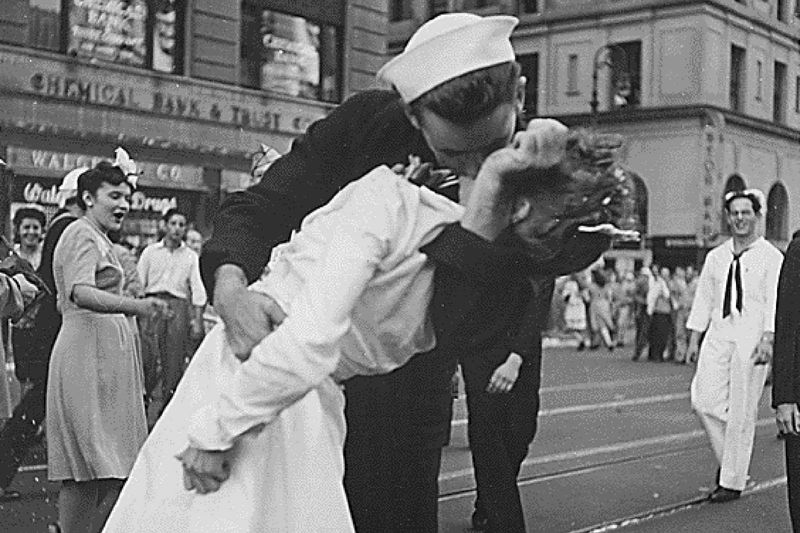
[{"xmin": 113, "ymin": 147, "xmax": 139, "ymax": 188}]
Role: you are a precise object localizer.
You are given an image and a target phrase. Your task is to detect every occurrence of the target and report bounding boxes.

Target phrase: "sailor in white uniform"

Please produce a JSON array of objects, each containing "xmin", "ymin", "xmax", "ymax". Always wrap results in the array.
[{"xmin": 686, "ymin": 188, "xmax": 783, "ymax": 502}]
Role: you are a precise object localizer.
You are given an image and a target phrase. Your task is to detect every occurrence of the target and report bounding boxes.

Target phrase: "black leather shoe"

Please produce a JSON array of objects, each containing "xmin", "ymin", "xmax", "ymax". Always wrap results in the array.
[
  {"xmin": 471, "ymin": 509, "xmax": 489, "ymax": 531},
  {"xmin": 708, "ymin": 485, "xmax": 741, "ymax": 503}
]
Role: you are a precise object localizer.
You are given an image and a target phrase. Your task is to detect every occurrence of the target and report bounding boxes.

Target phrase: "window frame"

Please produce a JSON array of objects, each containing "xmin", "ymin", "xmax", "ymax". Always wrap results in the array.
[
  {"xmin": 239, "ymin": 1, "xmax": 344, "ymax": 103},
  {"xmin": 3, "ymin": 0, "xmax": 186, "ymax": 75},
  {"xmin": 566, "ymin": 53, "xmax": 579, "ymax": 95},
  {"xmin": 729, "ymin": 44, "xmax": 746, "ymax": 112}
]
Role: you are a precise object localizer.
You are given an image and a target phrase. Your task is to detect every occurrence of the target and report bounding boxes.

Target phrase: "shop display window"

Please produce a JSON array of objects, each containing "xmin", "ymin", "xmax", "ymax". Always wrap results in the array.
[
  {"xmin": 240, "ymin": 5, "xmax": 341, "ymax": 102},
  {"xmin": 1, "ymin": 0, "xmax": 183, "ymax": 74}
]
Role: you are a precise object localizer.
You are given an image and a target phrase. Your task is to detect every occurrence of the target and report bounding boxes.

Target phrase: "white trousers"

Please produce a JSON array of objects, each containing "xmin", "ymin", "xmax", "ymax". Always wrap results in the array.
[
  {"xmin": 690, "ymin": 334, "xmax": 768, "ymax": 491},
  {"xmin": 103, "ymin": 323, "xmax": 354, "ymax": 533}
]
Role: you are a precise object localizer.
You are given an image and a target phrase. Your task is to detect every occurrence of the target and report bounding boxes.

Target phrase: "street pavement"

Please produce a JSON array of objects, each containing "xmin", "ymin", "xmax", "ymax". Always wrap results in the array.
[
  {"xmin": 439, "ymin": 344, "xmax": 792, "ymax": 532},
  {"xmin": 0, "ymin": 343, "xmax": 793, "ymax": 532}
]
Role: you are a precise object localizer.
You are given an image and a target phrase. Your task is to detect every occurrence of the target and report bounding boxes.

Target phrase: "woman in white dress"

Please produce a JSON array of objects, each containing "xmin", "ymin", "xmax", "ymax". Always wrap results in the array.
[{"xmin": 103, "ymin": 123, "xmax": 629, "ymax": 533}]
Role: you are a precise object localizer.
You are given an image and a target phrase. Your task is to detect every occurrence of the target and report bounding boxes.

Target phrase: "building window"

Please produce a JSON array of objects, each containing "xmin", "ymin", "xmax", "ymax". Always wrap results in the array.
[
  {"xmin": 795, "ymin": 76, "xmax": 800, "ymax": 113},
  {"xmin": 0, "ymin": 0, "xmax": 184, "ymax": 73},
  {"xmin": 756, "ymin": 60, "xmax": 764, "ymax": 101},
  {"xmin": 567, "ymin": 54, "xmax": 579, "ymax": 94},
  {"xmin": 778, "ymin": 0, "xmax": 789, "ymax": 22},
  {"xmin": 774, "ymin": 60, "xmax": 787, "ymax": 123},
  {"xmin": 390, "ymin": 0, "xmax": 413, "ymax": 22},
  {"xmin": 240, "ymin": 5, "xmax": 341, "ymax": 103},
  {"xmin": 68, "ymin": 0, "xmax": 148, "ymax": 67},
  {"xmin": 151, "ymin": 0, "xmax": 182, "ymax": 73},
  {"xmin": 609, "ymin": 41, "xmax": 641, "ymax": 108},
  {"xmin": 522, "ymin": 0, "xmax": 539, "ymax": 12},
  {"xmin": 730, "ymin": 45, "xmax": 746, "ymax": 112},
  {"xmin": 26, "ymin": 0, "xmax": 62, "ymax": 51},
  {"xmin": 517, "ymin": 52, "xmax": 539, "ymax": 116},
  {"xmin": 766, "ymin": 182, "xmax": 789, "ymax": 241},
  {"xmin": 461, "ymin": 0, "xmax": 494, "ymax": 9}
]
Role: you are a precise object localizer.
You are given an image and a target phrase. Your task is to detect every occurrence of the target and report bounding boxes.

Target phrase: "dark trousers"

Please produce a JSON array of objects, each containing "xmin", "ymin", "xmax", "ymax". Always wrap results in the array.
[
  {"xmin": 648, "ymin": 312, "xmax": 672, "ymax": 361},
  {"xmin": 0, "ymin": 377, "xmax": 46, "ymax": 489},
  {"xmin": 343, "ymin": 358, "xmax": 455, "ymax": 533},
  {"xmin": 634, "ymin": 304, "xmax": 649, "ymax": 360},
  {"xmin": 461, "ymin": 360, "xmax": 539, "ymax": 533},
  {"xmin": 140, "ymin": 293, "xmax": 192, "ymax": 406},
  {"xmin": 786, "ymin": 435, "xmax": 800, "ymax": 532}
]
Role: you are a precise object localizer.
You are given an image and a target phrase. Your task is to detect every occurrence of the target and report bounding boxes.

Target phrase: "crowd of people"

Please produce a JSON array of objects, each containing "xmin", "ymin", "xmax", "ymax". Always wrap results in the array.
[
  {"xmin": 0, "ymin": 10, "xmax": 799, "ymax": 533},
  {"xmin": 0, "ymin": 152, "xmax": 208, "ymax": 532},
  {"xmin": 553, "ymin": 262, "xmax": 698, "ymax": 364}
]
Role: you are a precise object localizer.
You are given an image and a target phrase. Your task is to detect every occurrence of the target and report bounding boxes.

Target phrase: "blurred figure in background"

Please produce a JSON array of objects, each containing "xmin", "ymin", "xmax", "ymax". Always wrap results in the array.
[
  {"xmin": 647, "ymin": 266, "xmax": 673, "ymax": 362},
  {"xmin": 12, "ymin": 207, "xmax": 45, "ymax": 270},
  {"xmin": 587, "ymin": 269, "xmax": 615, "ymax": 351},
  {"xmin": 0, "ymin": 168, "xmax": 85, "ymax": 502},
  {"xmin": 632, "ymin": 266, "xmax": 651, "ymax": 361},
  {"xmin": 562, "ymin": 273, "xmax": 589, "ymax": 349},
  {"xmin": 185, "ymin": 228, "xmax": 203, "ymax": 256},
  {"xmin": 670, "ymin": 266, "xmax": 690, "ymax": 364},
  {"xmin": 615, "ymin": 271, "xmax": 636, "ymax": 347},
  {"xmin": 10, "ymin": 206, "xmax": 46, "ymax": 388}
]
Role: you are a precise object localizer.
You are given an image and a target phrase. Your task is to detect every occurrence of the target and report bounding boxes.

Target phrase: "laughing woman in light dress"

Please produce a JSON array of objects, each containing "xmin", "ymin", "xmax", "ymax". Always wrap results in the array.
[{"xmin": 46, "ymin": 160, "xmax": 169, "ymax": 533}]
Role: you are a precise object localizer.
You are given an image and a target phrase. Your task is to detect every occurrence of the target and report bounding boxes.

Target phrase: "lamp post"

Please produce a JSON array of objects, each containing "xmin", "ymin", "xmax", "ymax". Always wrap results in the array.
[{"xmin": 590, "ymin": 44, "xmax": 629, "ymax": 123}]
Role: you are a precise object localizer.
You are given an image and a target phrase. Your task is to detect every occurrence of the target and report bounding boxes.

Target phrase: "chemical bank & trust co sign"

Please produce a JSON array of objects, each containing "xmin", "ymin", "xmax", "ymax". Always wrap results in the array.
[{"xmin": 0, "ymin": 49, "xmax": 324, "ymax": 135}]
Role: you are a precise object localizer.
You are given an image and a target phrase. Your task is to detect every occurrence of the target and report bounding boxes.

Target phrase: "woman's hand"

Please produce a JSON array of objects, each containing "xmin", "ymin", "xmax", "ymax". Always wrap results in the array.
[{"xmin": 175, "ymin": 446, "xmax": 232, "ymax": 494}]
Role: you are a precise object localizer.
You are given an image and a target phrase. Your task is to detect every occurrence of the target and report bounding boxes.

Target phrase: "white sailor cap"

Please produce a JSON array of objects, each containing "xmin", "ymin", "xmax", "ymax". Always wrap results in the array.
[{"xmin": 377, "ymin": 13, "xmax": 518, "ymax": 104}]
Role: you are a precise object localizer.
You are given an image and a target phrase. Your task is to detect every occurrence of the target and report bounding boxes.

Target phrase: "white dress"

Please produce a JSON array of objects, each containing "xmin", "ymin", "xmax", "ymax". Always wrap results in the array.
[{"xmin": 103, "ymin": 167, "xmax": 463, "ymax": 533}]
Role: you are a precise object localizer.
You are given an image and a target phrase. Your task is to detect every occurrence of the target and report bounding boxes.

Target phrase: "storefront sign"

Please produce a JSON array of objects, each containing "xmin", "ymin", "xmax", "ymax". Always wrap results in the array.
[
  {"xmin": 0, "ymin": 50, "xmax": 326, "ymax": 136},
  {"xmin": 6, "ymin": 147, "xmax": 206, "ymax": 191},
  {"xmin": 20, "ymin": 179, "xmax": 176, "ymax": 213}
]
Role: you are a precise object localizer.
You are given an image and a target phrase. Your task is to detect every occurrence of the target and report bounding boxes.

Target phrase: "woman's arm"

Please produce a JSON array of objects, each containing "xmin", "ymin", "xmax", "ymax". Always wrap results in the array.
[
  {"xmin": 187, "ymin": 229, "xmax": 383, "ymax": 452},
  {"xmin": 72, "ymin": 284, "xmax": 166, "ymax": 318}
]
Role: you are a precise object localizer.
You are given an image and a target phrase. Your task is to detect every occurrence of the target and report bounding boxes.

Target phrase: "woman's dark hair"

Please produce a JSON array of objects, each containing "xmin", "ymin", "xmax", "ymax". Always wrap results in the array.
[
  {"xmin": 77, "ymin": 161, "xmax": 133, "ymax": 210},
  {"xmin": 13, "ymin": 207, "xmax": 46, "ymax": 231},
  {"xmin": 408, "ymin": 61, "xmax": 521, "ymax": 125}
]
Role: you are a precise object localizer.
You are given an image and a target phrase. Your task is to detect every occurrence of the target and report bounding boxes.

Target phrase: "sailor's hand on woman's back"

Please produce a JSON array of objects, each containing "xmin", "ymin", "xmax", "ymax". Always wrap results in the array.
[{"xmin": 213, "ymin": 265, "xmax": 287, "ymax": 361}]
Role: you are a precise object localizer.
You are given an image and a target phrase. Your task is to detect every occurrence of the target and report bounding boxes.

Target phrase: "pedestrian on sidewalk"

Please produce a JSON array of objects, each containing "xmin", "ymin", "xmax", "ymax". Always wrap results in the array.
[
  {"xmin": 562, "ymin": 273, "xmax": 589, "ymax": 349},
  {"xmin": 670, "ymin": 266, "xmax": 690, "ymax": 363},
  {"xmin": 647, "ymin": 266, "xmax": 672, "ymax": 362},
  {"xmin": 45, "ymin": 157, "xmax": 170, "ymax": 533},
  {"xmin": 587, "ymin": 269, "xmax": 615, "ymax": 351},
  {"xmin": 687, "ymin": 188, "xmax": 782, "ymax": 503},
  {"xmin": 772, "ymin": 231, "xmax": 800, "ymax": 531},
  {"xmin": 632, "ymin": 266, "xmax": 651, "ymax": 361},
  {"xmin": 138, "ymin": 208, "xmax": 207, "ymax": 413}
]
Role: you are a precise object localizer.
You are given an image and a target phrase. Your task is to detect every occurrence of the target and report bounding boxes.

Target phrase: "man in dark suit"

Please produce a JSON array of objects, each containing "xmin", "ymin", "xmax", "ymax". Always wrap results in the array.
[
  {"xmin": 773, "ymin": 234, "xmax": 800, "ymax": 531},
  {"xmin": 200, "ymin": 13, "xmax": 609, "ymax": 532}
]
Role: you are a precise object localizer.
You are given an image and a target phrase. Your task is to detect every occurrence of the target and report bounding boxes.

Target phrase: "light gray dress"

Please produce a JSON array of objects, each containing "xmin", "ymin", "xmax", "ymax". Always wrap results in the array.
[{"xmin": 46, "ymin": 218, "xmax": 146, "ymax": 481}]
